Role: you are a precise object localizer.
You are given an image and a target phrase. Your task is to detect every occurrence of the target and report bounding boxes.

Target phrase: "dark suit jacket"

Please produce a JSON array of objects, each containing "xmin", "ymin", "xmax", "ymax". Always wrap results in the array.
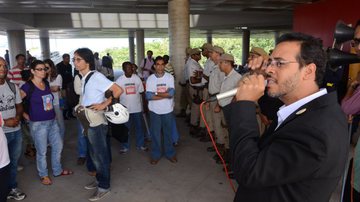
[{"xmin": 230, "ymin": 92, "xmax": 349, "ymax": 202}]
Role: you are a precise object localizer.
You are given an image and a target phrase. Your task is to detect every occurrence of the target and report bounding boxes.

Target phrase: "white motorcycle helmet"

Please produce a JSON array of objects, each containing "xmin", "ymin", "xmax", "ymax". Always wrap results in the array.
[{"xmin": 104, "ymin": 103, "xmax": 129, "ymax": 124}]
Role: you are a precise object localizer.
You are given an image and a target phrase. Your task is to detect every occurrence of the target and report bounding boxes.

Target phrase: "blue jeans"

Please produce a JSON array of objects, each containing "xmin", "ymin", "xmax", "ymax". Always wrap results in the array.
[
  {"xmin": 5, "ymin": 130, "xmax": 22, "ymax": 189},
  {"xmin": 29, "ymin": 119, "xmax": 63, "ymax": 177},
  {"xmin": 54, "ymin": 104, "xmax": 65, "ymax": 140},
  {"xmin": 149, "ymin": 111, "xmax": 176, "ymax": 160},
  {"xmin": 77, "ymin": 120, "xmax": 87, "ymax": 158},
  {"xmin": 171, "ymin": 114, "xmax": 180, "ymax": 143},
  {"xmin": 123, "ymin": 112, "xmax": 146, "ymax": 149},
  {"xmin": 87, "ymin": 124, "xmax": 111, "ymax": 190}
]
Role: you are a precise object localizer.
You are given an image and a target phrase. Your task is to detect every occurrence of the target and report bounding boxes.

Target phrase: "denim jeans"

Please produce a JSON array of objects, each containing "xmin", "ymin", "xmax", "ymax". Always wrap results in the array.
[
  {"xmin": 29, "ymin": 119, "xmax": 63, "ymax": 177},
  {"xmin": 171, "ymin": 114, "xmax": 180, "ymax": 143},
  {"xmin": 123, "ymin": 112, "xmax": 146, "ymax": 149},
  {"xmin": 77, "ymin": 120, "xmax": 87, "ymax": 158},
  {"xmin": 149, "ymin": 111, "xmax": 176, "ymax": 160},
  {"xmin": 5, "ymin": 129, "xmax": 22, "ymax": 189},
  {"xmin": 87, "ymin": 124, "xmax": 111, "ymax": 190},
  {"xmin": 54, "ymin": 104, "xmax": 65, "ymax": 140}
]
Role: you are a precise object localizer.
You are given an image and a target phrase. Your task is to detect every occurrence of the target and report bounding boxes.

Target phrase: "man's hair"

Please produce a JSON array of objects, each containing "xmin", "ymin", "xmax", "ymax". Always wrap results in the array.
[
  {"xmin": 122, "ymin": 61, "xmax": 132, "ymax": 70},
  {"xmin": 74, "ymin": 48, "xmax": 95, "ymax": 70},
  {"xmin": 277, "ymin": 32, "xmax": 326, "ymax": 87},
  {"xmin": 147, "ymin": 50, "xmax": 153, "ymax": 55},
  {"xmin": 15, "ymin": 54, "xmax": 25, "ymax": 60},
  {"xmin": 102, "ymin": 56, "xmax": 112, "ymax": 69},
  {"xmin": 62, "ymin": 53, "xmax": 70, "ymax": 59},
  {"xmin": 356, "ymin": 19, "xmax": 360, "ymax": 28},
  {"xmin": 154, "ymin": 56, "xmax": 164, "ymax": 64}
]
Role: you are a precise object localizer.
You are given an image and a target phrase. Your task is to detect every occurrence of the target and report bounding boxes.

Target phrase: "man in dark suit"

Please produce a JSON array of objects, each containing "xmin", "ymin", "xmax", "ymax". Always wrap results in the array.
[{"xmin": 230, "ymin": 32, "xmax": 349, "ymax": 202}]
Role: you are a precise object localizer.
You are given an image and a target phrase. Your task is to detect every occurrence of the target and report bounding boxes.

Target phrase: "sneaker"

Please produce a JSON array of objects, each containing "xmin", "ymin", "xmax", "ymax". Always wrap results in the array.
[
  {"xmin": 17, "ymin": 165, "xmax": 24, "ymax": 172},
  {"xmin": 119, "ymin": 148, "xmax": 129, "ymax": 154},
  {"xmin": 84, "ymin": 181, "xmax": 98, "ymax": 190},
  {"xmin": 7, "ymin": 188, "xmax": 26, "ymax": 200},
  {"xmin": 136, "ymin": 146, "xmax": 148, "ymax": 151},
  {"xmin": 88, "ymin": 189, "xmax": 110, "ymax": 201}
]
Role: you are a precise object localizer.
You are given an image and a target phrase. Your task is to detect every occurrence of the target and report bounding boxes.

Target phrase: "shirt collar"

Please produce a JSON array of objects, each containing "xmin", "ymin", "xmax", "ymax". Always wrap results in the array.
[{"xmin": 276, "ymin": 88, "xmax": 327, "ymax": 129}]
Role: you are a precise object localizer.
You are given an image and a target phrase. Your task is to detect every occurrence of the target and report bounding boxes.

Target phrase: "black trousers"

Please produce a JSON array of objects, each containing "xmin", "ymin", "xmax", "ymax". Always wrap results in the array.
[
  {"xmin": 0, "ymin": 164, "xmax": 9, "ymax": 202},
  {"xmin": 343, "ymin": 159, "xmax": 360, "ymax": 202}
]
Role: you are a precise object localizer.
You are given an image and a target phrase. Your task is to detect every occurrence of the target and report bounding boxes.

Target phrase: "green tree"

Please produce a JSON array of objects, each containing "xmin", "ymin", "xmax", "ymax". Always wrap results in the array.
[{"xmin": 101, "ymin": 34, "xmax": 275, "ymax": 69}]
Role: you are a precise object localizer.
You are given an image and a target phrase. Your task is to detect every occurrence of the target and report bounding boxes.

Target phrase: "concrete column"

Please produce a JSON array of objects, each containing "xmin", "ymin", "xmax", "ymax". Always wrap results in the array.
[
  {"xmin": 40, "ymin": 30, "xmax": 50, "ymax": 60},
  {"xmin": 242, "ymin": 29, "xmax": 250, "ymax": 65},
  {"xmin": 7, "ymin": 30, "xmax": 26, "ymax": 68},
  {"xmin": 207, "ymin": 32, "xmax": 212, "ymax": 44},
  {"xmin": 129, "ymin": 30, "xmax": 135, "ymax": 63},
  {"xmin": 169, "ymin": 0, "xmax": 190, "ymax": 113},
  {"xmin": 136, "ymin": 29, "xmax": 145, "ymax": 66}
]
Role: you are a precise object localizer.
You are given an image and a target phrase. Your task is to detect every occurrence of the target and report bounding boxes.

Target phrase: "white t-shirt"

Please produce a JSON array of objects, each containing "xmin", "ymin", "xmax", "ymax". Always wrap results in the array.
[
  {"xmin": 49, "ymin": 74, "xmax": 63, "ymax": 106},
  {"xmin": 0, "ymin": 113, "xmax": 10, "ymax": 169},
  {"xmin": 81, "ymin": 71, "xmax": 113, "ymax": 107},
  {"xmin": 0, "ymin": 82, "xmax": 22, "ymax": 133},
  {"xmin": 116, "ymin": 74, "xmax": 144, "ymax": 114},
  {"xmin": 146, "ymin": 73, "xmax": 174, "ymax": 115}
]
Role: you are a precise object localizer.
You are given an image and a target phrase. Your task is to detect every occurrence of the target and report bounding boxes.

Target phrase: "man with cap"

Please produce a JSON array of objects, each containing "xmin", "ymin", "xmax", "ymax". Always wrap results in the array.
[
  {"xmin": 217, "ymin": 53, "xmax": 242, "ymax": 166},
  {"xmin": 194, "ymin": 43, "xmax": 216, "ymax": 140},
  {"xmin": 207, "ymin": 46, "xmax": 228, "ymax": 159},
  {"xmin": 185, "ymin": 48, "xmax": 204, "ymax": 135}
]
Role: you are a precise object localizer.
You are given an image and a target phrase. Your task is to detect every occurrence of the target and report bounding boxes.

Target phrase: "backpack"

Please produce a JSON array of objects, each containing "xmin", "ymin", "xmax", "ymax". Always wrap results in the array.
[{"xmin": 6, "ymin": 79, "xmax": 16, "ymax": 99}]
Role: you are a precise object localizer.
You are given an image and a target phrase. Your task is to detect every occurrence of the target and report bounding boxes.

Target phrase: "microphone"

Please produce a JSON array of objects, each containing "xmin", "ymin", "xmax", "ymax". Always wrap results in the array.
[{"xmin": 206, "ymin": 80, "xmax": 267, "ymax": 103}]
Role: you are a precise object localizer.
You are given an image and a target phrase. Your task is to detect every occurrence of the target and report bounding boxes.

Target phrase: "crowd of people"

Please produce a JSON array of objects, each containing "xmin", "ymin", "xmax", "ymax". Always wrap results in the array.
[{"xmin": 0, "ymin": 24, "xmax": 359, "ymax": 201}]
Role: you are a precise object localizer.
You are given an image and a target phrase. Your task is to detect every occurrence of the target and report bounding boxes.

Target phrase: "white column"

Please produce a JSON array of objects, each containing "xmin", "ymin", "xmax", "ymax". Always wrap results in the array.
[
  {"xmin": 7, "ymin": 30, "xmax": 26, "ymax": 68},
  {"xmin": 40, "ymin": 30, "xmax": 50, "ymax": 60},
  {"xmin": 136, "ymin": 29, "xmax": 145, "ymax": 66},
  {"xmin": 168, "ymin": 0, "xmax": 190, "ymax": 113},
  {"xmin": 129, "ymin": 30, "xmax": 135, "ymax": 63}
]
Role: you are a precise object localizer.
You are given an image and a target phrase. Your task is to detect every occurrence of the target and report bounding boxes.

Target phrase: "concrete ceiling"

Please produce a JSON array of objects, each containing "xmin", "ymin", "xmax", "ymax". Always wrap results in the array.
[{"xmin": 0, "ymin": 0, "xmax": 319, "ymax": 38}]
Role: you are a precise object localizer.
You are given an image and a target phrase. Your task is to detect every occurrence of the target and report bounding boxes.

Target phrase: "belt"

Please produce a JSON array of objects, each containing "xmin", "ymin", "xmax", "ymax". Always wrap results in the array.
[{"xmin": 208, "ymin": 93, "xmax": 219, "ymax": 97}]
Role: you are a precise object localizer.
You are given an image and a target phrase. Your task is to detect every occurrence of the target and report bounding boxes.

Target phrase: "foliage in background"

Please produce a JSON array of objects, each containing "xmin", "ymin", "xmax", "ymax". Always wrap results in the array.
[{"xmin": 101, "ymin": 35, "xmax": 275, "ymax": 69}]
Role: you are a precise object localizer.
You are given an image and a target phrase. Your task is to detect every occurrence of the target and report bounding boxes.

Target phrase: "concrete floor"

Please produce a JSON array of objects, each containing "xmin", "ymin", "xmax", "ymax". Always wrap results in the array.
[
  {"xmin": 16, "ymin": 117, "xmax": 234, "ymax": 202},
  {"xmin": 15, "ymin": 116, "xmax": 344, "ymax": 202}
]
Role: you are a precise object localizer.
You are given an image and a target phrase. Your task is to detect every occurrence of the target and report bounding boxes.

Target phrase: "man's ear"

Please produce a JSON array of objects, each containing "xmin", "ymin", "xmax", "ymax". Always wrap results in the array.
[{"xmin": 303, "ymin": 63, "xmax": 316, "ymax": 81}]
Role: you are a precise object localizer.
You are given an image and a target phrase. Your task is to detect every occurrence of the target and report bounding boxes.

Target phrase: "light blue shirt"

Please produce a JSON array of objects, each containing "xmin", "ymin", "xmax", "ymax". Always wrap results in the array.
[
  {"xmin": 81, "ymin": 71, "xmax": 113, "ymax": 107},
  {"xmin": 276, "ymin": 88, "xmax": 327, "ymax": 129}
]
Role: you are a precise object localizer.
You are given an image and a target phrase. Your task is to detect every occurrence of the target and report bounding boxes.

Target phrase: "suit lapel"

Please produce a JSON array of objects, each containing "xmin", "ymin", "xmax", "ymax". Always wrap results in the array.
[{"xmin": 259, "ymin": 92, "xmax": 337, "ymax": 148}]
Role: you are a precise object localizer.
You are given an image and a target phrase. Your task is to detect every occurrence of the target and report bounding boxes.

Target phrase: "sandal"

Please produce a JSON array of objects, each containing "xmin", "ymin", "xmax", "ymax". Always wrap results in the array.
[
  {"xmin": 54, "ymin": 169, "xmax": 74, "ymax": 177},
  {"xmin": 40, "ymin": 176, "xmax": 52, "ymax": 185}
]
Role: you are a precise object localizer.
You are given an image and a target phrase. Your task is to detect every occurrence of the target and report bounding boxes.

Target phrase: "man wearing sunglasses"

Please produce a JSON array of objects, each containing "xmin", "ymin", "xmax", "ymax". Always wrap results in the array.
[
  {"xmin": 341, "ymin": 19, "xmax": 360, "ymax": 201},
  {"xmin": 229, "ymin": 32, "xmax": 348, "ymax": 201}
]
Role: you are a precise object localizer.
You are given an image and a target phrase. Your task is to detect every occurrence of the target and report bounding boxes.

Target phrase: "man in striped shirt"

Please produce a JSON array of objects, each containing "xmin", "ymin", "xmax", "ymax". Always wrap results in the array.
[{"xmin": 7, "ymin": 54, "xmax": 26, "ymax": 87}]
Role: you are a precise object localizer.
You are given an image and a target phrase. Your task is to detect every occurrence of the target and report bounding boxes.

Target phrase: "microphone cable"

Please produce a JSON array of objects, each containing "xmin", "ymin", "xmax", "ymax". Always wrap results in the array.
[{"xmin": 199, "ymin": 101, "xmax": 236, "ymax": 193}]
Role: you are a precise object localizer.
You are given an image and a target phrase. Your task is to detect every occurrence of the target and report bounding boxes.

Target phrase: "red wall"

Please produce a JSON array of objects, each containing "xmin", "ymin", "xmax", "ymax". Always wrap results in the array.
[{"xmin": 293, "ymin": 0, "xmax": 360, "ymax": 48}]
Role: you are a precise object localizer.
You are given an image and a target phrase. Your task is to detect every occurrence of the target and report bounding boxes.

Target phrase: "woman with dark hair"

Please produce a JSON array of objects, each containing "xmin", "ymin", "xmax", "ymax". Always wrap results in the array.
[
  {"xmin": 44, "ymin": 59, "xmax": 65, "ymax": 140},
  {"xmin": 99, "ymin": 56, "xmax": 114, "ymax": 81},
  {"xmin": 73, "ymin": 48, "xmax": 123, "ymax": 201},
  {"xmin": 20, "ymin": 60, "xmax": 72, "ymax": 186}
]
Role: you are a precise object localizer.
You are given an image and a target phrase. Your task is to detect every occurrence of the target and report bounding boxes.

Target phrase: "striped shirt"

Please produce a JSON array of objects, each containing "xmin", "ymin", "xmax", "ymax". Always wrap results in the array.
[{"xmin": 8, "ymin": 66, "xmax": 26, "ymax": 87}]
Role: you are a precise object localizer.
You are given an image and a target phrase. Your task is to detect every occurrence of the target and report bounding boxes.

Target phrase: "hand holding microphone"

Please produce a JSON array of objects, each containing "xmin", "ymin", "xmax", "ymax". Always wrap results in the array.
[{"xmin": 235, "ymin": 74, "xmax": 266, "ymax": 102}]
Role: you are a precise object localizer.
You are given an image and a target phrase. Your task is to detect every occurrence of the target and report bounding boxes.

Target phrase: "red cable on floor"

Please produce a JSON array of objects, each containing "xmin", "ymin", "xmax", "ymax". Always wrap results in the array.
[{"xmin": 199, "ymin": 101, "xmax": 236, "ymax": 193}]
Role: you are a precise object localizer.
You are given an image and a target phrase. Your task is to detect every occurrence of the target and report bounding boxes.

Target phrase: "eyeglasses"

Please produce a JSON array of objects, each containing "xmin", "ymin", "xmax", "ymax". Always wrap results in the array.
[
  {"xmin": 35, "ymin": 67, "xmax": 49, "ymax": 72},
  {"xmin": 72, "ymin": 58, "xmax": 84, "ymax": 63},
  {"xmin": 266, "ymin": 59, "xmax": 298, "ymax": 68}
]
